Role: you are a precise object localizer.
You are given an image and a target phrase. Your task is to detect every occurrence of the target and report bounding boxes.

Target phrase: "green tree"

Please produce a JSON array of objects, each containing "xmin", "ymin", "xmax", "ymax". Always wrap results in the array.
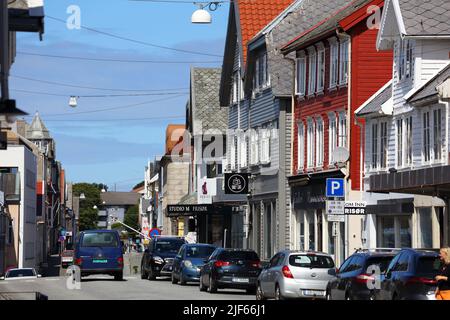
[
  {"xmin": 123, "ymin": 205, "xmax": 140, "ymax": 237},
  {"xmin": 73, "ymin": 183, "xmax": 102, "ymax": 231}
]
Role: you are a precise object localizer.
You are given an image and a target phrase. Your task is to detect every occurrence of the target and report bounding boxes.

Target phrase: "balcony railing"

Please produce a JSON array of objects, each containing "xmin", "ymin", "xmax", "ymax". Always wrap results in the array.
[{"xmin": 0, "ymin": 173, "xmax": 20, "ymax": 202}]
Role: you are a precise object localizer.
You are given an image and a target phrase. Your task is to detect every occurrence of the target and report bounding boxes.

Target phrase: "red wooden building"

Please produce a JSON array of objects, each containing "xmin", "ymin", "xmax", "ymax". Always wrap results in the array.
[{"xmin": 280, "ymin": 0, "xmax": 392, "ymax": 263}]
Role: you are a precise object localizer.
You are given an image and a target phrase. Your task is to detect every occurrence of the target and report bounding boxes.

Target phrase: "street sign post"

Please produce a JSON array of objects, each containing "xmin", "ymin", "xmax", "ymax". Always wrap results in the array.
[
  {"xmin": 326, "ymin": 178, "xmax": 345, "ymax": 198},
  {"xmin": 149, "ymin": 228, "xmax": 161, "ymax": 237},
  {"xmin": 326, "ymin": 200, "xmax": 345, "ymax": 222},
  {"xmin": 225, "ymin": 173, "xmax": 249, "ymax": 194}
]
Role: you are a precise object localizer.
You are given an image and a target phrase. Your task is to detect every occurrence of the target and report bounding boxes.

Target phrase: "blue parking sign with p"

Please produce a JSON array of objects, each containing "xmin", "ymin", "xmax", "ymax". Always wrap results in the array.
[{"xmin": 326, "ymin": 178, "xmax": 345, "ymax": 198}]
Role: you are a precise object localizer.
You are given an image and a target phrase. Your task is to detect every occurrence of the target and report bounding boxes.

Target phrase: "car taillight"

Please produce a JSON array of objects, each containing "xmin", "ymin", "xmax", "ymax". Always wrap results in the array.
[
  {"xmin": 406, "ymin": 277, "xmax": 437, "ymax": 285},
  {"xmin": 250, "ymin": 260, "xmax": 261, "ymax": 268},
  {"xmin": 117, "ymin": 257, "xmax": 124, "ymax": 266},
  {"xmin": 355, "ymin": 274, "xmax": 375, "ymax": 284},
  {"xmin": 282, "ymin": 265, "xmax": 294, "ymax": 279},
  {"xmin": 74, "ymin": 258, "xmax": 83, "ymax": 265},
  {"xmin": 214, "ymin": 260, "xmax": 231, "ymax": 267}
]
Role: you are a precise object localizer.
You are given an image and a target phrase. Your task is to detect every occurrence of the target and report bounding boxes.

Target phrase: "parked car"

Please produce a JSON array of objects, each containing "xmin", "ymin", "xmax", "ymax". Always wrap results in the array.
[
  {"xmin": 257, "ymin": 250, "xmax": 336, "ymax": 300},
  {"xmin": 61, "ymin": 249, "xmax": 74, "ymax": 268},
  {"xmin": 326, "ymin": 249, "xmax": 398, "ymax": 300},
  {"xmin": 73, "ymin": 229, "xmax": 124, "ymax": 281},
  {"xmin": 375, "ymin": 248, "xmax": 441, "ymax": 300},
  {"xmin": 0, "ymin": 268, "xmax": 41, "ymax": 280},
  {"xmin": 199, "ymin": 248, "xmax": 262, "ymax": 294},
  {"xmin": 172, "ymin": 243, "xmax": 216, "ymax": 285},
  {"xmin": 141, "ymin": 236, "xmax": 186, "ymax": 280}
]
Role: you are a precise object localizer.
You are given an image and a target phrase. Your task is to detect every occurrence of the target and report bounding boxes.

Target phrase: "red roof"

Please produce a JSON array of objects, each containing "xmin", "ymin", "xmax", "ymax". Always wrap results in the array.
[{"xmin": 237, "ymin": 0, "xmax": 295, "ymax": 65}]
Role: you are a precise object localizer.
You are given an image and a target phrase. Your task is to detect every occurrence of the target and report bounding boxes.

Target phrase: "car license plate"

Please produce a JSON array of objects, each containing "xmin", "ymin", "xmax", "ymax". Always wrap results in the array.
[
  {"xmin": 92, "ymin": 259, "xmax": 108, "ymax": 263},
  {"xmin": 303, "ymin": 290, "xmax": 325, "ymax": 296},
  {"xmin": 232, "ymin": 277, "xmax": 249, "ymax": 283}
]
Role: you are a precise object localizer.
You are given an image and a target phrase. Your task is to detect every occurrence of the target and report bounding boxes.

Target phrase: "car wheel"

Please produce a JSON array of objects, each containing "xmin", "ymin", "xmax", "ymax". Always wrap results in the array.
[
  {"xmin": 256, "ymin": 284, "xmax": 266, "ymax": 301},
  {"xmin": 171, "ymin": 273, "xmax": 178, "ymax": 284},
  {"xmin": 275, "ymin": 285, "xmax": 284, "ymax": 300},
  {"xmin": 147, "ymin": 268, "xmax": 156, "ymax": 281},
  {"xmin": 392, "ymin": 293, "xmax": 399, "ymax": 301},
  {"xmin": 326, "ymin": 289, "xmax": 332, "ymax": 301},
  {"xmin": 179, "ymin": 273, "xmax": 186, "ymax": 285},
  {"xmin": 141, "ymin": 264, "xmax": 148, "ymax": 280},
  {"xmin": 208, "ymin": 275, "xmax": 217, "ymax": 293},
  {"xmin": 114, "ymin": 271, "xmax": 123, "ymax": 281},
  {"xmin": 199, "ymin": 277, "xmax": 207, "ymax": 292},
  {"xmin": 345, "ymin": 292, "xmax": 352, "ymax": 300}
]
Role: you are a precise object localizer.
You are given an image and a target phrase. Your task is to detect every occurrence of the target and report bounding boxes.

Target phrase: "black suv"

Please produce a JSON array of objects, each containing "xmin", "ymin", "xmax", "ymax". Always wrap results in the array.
[
  {"xmin": 326, "ymin": 249, "xmax": 398, "ymax": 300},
  {"xmin": 199, "ymin": 248, "xmax": 262, "ymax": 294},
  {"xmin": 141, "ymin": 236, "xmax": 186, "ymax": 280},
  {"xmin": 376, "ymin": 248, "xmax": 441, "ymax": 300}
]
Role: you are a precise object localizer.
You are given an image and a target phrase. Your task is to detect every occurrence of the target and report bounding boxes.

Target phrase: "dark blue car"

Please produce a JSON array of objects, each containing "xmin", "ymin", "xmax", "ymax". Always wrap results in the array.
[
  {"xmin": 74, "ymin": 230, "xmax": 124, "ymax": 280},
  {"xmin": 171, "ymin": 243, "xmax": 216, "ymax": 285}
]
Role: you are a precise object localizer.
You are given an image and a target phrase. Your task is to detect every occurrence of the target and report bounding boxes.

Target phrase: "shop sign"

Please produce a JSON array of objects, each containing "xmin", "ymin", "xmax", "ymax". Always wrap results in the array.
[
  {"xmin": 344, "ymin": 201, "xmax": 367, "ymax": 215},
  {"xmin": 326, "ymin": 200, "xmax": 345, "ymax": 222}
]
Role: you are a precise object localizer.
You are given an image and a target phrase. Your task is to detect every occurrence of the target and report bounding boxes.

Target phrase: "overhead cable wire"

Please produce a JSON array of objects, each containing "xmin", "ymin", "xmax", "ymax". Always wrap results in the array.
[{"xmin": 46, "ymin": 15, "xmax": 223, "ymax": 58}]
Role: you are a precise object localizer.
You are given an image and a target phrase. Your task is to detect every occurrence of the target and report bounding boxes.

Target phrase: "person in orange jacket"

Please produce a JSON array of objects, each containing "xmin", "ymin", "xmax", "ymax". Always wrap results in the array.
[{"xmin": 436, "ymin": 247, "xmax": 450, "ymax": 300}]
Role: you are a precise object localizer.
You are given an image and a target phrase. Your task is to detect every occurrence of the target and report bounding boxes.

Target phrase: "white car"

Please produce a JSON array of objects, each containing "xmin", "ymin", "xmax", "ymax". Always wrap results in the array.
[{"xmin": 0, "ymin": 268, "xmax": 42, "ymax": 280}]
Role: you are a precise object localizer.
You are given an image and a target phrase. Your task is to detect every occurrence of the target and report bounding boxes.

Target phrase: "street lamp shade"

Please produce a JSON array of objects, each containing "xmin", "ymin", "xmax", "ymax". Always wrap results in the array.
[
  {"xmin": 191, "ymin": 8, "xmax": 211, "ymax": 24},
  {"xmin": 79, "ymin": 193, "xmax": 86, "ymax": 200},
  {"xmin": 93, "ymin": 205, "xmax": 98, "ymax": 210},
  {"xmin": 69, "ymin": 96, "xmax": 78, "ymax": 108}
]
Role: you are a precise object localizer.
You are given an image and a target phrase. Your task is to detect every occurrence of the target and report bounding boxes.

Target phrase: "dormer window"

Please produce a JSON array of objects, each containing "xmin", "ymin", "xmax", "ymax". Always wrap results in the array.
[
  {"xmin": 253, "ymin": 51, "xmax": 270, "ymax": 92},
  {"xmin": 398, "ymin": 39, "xmax": 414, "ymax": 81}
]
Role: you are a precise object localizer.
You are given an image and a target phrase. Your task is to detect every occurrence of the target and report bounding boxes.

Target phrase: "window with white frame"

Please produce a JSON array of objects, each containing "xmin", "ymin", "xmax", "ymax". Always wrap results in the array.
[
  {"xmin": 329, "ymin": 40, "xmax": 339, "ymax": 88},
  {"xmin": 380, "ymin": 121, "xmax": 388, "ymax": 169},
  {"xmin": 239, "ymin": 131, "xmax": 248, "ymax": 168},
  {"xmin": 250, "ymin": 129, "xmax": 259, "ymax": 165},
  {"xmin": 307, "ymin": 119, "xmax": 315, "ymax": 168},
  {"xmin": 308, "ymin": 49, "xmax": 317, "ymax": 95},
  {"xmin": 232, "ymin": 71, "xmax": 239, "ymax": 104},
  {"xmin": 315, "ymin": 117, "xmax": 324, "ymax": 167},
  {"xmin": 397, "ymin": 118, "xmax": 403, "ymax": 167},
  {"xmin": 371, "ymin": 122, "xmax": 378, "ymax": 170},
  {"xmin": 338, "ymin": 112, "xmax": 347, "ymax": 147},
  {"xmin": 398, "ymin": 39, "xmax": 414, "ymax": 81},
  {"xmin": 405, "ymin": 116, "xmax": 413, "ymax": 166},
  {"xmin": 230, "ymin": 134, "xmax": 237, "ymax": 170},
  {"xmin": 328, "ymin": 114, "xmax": 337, "ymax": 164},
  {"xmin": 254, "ymin": 51, "xmax": 269, "ymax": 91},
  {"xmin": 423, "ymin": 111, "xmax": 431, "ymax": 163},
  {"xmin": 339, "ymin": 40, "xmax": 349, "ymax": 85},
  {"xmin": 317, "ymin": 48, "xmax": 325, "ymax": 92},
  {"xmin": 298, "ymin": 122, "xmax": 305, "ymax": 171},
  {"xmin": 296, "ymin": 57, "xmax": 306, "ymax": 96},
  {"xmin": 433, "ymin": 108, "xmax": 443, "ymax": 162},
  {"xmin": 260, "ymin": 128, "xmax": 271, "ymax": 164}
]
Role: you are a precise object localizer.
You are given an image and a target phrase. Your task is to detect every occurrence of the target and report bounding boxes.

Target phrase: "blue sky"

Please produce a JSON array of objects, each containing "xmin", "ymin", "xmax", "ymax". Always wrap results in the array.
[{"xmin": 10, "ymin": 0, "xmax": 228, "ymax": 190}]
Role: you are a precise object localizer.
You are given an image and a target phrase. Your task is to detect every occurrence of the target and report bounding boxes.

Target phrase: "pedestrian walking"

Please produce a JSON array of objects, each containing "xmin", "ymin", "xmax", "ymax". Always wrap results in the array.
[{"xmin": 435, "ymin": 247, "xmax": 450, "ymax": 300}]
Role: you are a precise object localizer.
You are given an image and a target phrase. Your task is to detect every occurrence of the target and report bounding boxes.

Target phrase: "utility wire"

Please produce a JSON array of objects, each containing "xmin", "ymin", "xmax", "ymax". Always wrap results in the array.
[
  {"xmin": 21, "ymin": 115, "xmax": 185, "ymax": 122},
  {"xmin": 11, "ymin": 88, "xmax": 189, "ymax": 98},
  {"xmin": 46, "ymin": 15, "xmax": 223, "ymax": 58},
  {"xmin": 11, "ymin": 75, "xmax": 188, "ymax": 92},
  {"xmin": 36, "ymin": 94, "xmax": 186, "ymax": 117},
  {"xmin": 16, "ymin": 51, "xmax": 221, "ymax": 64}
]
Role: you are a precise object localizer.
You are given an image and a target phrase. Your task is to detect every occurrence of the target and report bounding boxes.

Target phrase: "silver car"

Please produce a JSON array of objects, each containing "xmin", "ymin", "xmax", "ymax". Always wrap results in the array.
[{"xmin": 256, "ymin": 250, "xmax": 337, "ymax": 300}]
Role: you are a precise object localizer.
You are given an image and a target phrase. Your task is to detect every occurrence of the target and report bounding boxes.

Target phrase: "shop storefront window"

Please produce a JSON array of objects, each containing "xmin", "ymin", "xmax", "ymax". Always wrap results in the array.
[
  {"xmin": 399, "ymin": 216, "xmax": 412, "ymax": 248},
  {"xmin": 380, "ymin": 217, "xmax": 395, "ymax": 248},
  {"xmin": 296, "ymin": 211, "xmax": 305, "ymax": 251},
  {"xmin": 418, "ymin": 207, "xmax": 433, "ymax": 248},
  {"xmin": 308, "ymin": 211, "xmax": 315, "ymax": 250}
]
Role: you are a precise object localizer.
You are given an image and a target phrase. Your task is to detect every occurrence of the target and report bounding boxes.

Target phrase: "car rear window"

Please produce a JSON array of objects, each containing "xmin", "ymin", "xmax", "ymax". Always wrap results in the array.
[
  {"xmin": 366, "ymin": 256, "xmax": 394, "ymax": 273},
  {"xmin": 289, "ymin": 254, "xmax": 335, "ymax": 268},
  {"xmin": 186, "ymin": 246, "xmax": 216, "ymax": 258},
  {"xmin": 155, "ymin": 240, "xmax": 185, "ymax": 253},
  {"xmin": 81, "ymin": 232, "xmax": 118, "ymax": 247},
  {"xmin": 7, "ymin": 269, "xmax": 35, "ymax": 278},
  {"xmin": 417, "ymin": 256, "xmax": 442, "ymax": 274},
  {"xmin": 219, "ymin": 251, "xmax": 259, "ymax": 261}
]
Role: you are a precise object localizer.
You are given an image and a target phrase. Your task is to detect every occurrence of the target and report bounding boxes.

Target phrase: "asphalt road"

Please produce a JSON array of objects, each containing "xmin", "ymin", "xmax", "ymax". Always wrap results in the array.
[{"xmin": 0, "ymin": 274, "xmax": 256, "ymax": 300}]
